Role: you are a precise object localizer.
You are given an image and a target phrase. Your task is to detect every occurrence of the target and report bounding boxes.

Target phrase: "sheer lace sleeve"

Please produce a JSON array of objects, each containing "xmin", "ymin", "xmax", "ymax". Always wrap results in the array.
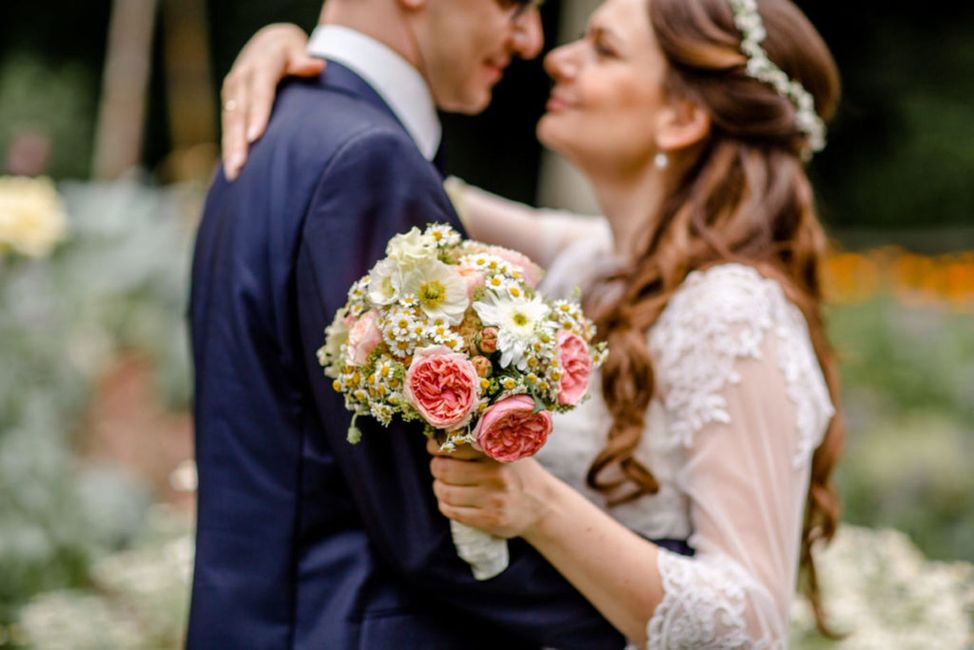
[
  {"xmin": 449, "ymin": 179, "xmax": 609, "ymax": 269},
  {"xmin": 644, "ymin": 265, "xmax": 834, "ymax": 649}
]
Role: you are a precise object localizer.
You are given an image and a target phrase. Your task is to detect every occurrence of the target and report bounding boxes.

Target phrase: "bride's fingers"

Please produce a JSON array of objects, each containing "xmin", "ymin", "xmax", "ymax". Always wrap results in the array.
[
  {"xmin": 435, "ymin": 501, "xmax": 483, "ymax": 527},
  {"xmin": 243, "ymin": 69, "xmax": 280, "ymax": 145},
  {"xmin": 285, "ymin": 53, "xmax": 326, "ymax": 77},
  {"xmin": 221, "ymin": 70, "xmax": 251, "ymax": 180},
  {"xmin": 432, "ymin": 479, "xmax": 488, "ymax": 509},
  {"xmin": 430, "ymin": 456, "xmax": 502, "ymax": 487}
]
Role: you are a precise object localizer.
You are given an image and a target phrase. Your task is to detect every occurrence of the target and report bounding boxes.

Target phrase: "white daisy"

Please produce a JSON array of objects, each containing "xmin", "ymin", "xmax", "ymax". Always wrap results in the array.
[
  {"xmin": 473, "ymin": 292, "xmax": 553, "ymax": 370},
  {"xmin": 424, "ymin": 223, "xmax": 461, "ymax": 248},
  {"xmin": 402, "ymin": 260, "xmax": 469, "ymax": 325}
]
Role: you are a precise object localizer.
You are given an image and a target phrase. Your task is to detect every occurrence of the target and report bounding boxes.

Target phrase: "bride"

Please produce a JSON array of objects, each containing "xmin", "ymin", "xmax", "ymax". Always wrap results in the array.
[{"xmin": 221, "ymin": 0, "xmax": 845, "ymax": 645}]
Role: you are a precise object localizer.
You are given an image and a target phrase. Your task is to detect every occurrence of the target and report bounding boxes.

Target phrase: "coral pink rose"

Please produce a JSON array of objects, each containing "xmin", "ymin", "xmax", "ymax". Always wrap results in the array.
[
  {"xmin": 473, "ymin": 395, "xmax": 552, "ymax": 462},
  {"xmin": 345, "ymin": 309, "xmax": 383, "ymax": 366},
  {"xmin": 404, "ymin": 346, "xmax": 480, "ymax": 429},
  {"xmin": 480, "ymin": 245, "xmax": 545, "ymax": 288},
  {"xmin": 555, "ymin": 330, "xmax": 592, "ymax": 406}
]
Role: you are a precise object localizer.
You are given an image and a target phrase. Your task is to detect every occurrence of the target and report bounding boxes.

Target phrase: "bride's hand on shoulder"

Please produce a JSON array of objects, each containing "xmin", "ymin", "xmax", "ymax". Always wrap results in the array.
[
  {"xmin": 427, "ymin": 438, "xmax": 555, "ymax": 539},
  {"xmin": 222, "ymin": 23, "xmax": 322, "ymax": 180}
]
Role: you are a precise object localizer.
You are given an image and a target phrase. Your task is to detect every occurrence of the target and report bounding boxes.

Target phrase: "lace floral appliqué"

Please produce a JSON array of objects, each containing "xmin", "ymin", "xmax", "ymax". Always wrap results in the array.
[{"xmin": 648, "ymin": 264, "xmax": 833, "ymax": 468}]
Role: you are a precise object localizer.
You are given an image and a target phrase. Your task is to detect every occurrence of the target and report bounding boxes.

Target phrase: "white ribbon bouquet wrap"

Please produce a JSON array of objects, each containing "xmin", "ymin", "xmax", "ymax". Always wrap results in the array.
[{"xmin": 319, "ymin": 224, "xmax": 606, "ymax": 580}]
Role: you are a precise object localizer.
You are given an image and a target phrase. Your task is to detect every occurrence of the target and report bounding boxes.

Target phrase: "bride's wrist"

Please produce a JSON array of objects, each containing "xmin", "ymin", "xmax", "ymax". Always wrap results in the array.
[{"xmin": 522, "ymin": 465, "xmax": 571, "ymax": 546}]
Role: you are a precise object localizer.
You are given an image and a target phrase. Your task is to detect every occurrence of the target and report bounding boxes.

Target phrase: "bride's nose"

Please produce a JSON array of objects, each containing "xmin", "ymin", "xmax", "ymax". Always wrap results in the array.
[{"xmin": 544, "ymin": 43, "xmax": 581, "ymax": 82}]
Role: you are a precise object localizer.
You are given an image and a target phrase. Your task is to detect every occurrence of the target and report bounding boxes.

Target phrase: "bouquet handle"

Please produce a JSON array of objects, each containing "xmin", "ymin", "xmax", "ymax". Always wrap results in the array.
[{"xmin": 449, "ymin": 520, "xmax": 509, "ymax": 580}]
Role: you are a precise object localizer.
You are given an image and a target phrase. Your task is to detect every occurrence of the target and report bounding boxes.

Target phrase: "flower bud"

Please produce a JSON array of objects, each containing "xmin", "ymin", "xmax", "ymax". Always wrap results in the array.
[
  {"xmin": 471, "ymin": 355, "xmax": 492, "ymax": 377},
  {"xmin": 479, "ymin": 327, "xmax": 499, "ymax": 354}
]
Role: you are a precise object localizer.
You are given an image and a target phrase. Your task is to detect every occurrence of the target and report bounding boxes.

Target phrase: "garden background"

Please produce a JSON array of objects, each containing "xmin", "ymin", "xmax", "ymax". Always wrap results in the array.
[{"xmin": 0, "ymin": 0, "xmax": 972, "ymax": 647}]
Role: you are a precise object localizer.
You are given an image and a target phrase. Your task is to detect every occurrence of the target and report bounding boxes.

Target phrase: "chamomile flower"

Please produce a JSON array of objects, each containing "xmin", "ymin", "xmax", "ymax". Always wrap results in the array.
[
  {"xmin": 425, "ymin": 223, "xmax": 461, "ymax": 248},
  {"xmin": 459, "ymin": 253, "xmax": 514, "ymax": 278},
  {"xmin": 473, "ymin": 292, "xmax": 553, "ymax": 370},
  {"xmin": 403, "ymin": 260, "xmax": 469, "ymax": 325}
]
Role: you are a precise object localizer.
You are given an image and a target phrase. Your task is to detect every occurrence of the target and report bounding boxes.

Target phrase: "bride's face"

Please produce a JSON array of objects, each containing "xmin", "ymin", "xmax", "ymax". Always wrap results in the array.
[{"xmin": 537, "ymin": 0, "xmax": 667, "ymax": 172}]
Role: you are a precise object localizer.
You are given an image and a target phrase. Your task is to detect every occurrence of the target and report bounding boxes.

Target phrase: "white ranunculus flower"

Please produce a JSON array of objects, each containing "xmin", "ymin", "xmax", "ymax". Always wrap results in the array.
[
  {"xmin": 0, "ymin": 176, "xmax": 68, "ymax": 258},
  {"xmin": 317, "ymin": 308, "xmax": 350, "ymax": 378},
  {"xmin": 385, "ymin": 226, "xmax": 438, "ymax": 269},
  {"xmin": 367, "ymin": 257, "xmax": 403, "ymax": 306},
  {"xmin": 473, "ymin": 292, "xmax": 553, "ymax": 370},
  {"xmin": 403, "ymin": 260, "xmax": 469, "ymax": 325}
]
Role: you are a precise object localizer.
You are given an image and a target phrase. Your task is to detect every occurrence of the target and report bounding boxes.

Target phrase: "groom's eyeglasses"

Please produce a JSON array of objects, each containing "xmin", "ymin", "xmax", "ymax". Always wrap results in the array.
[{"xmin": 498, "ymin": 0, "xmax": 545, "ymax": 23}]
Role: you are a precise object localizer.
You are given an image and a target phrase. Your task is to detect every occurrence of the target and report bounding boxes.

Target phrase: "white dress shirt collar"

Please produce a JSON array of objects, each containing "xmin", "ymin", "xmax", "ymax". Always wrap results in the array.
[{"xmin": 308, "ymin": 25, "xmax": 441, "ymax": 161}]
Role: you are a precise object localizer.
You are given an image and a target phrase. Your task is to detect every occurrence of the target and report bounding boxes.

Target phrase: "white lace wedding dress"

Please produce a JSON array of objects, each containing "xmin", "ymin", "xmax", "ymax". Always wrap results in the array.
[{"xmin": 529, "ymin": 215, "xmax": 835, "ymax": 648}]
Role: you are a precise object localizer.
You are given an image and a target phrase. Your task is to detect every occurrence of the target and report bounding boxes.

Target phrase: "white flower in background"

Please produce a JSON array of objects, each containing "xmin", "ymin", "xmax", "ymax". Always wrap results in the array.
[
  {"xmin": 367, "ymin": 257, "xmax": 404, "ymax": 306},
  {"xmin": 385, "ymin": 226, "xmax": 438, "ymax": 268},
  {"xmin": 403, "ymin": 260, "xmax": 469, "ymax": 325},
  {"xmin": 473, "ymin": 292, "xmax": 553, "ymax": 370},
  {"xmin": 789, "ymin": 525, "xmax": 974, "ymax": 648},
  {"xmin": 0, "ymin": 176, "xmax": 68, "ymax": 258}
]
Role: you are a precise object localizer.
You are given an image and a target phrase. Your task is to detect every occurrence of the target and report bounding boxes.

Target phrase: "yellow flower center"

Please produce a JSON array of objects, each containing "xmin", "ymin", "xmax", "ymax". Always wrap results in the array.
[
  {"xmin": 420, "ymin": 281, "xmax": 446, "ymax": 309},
  {"xmin": 513, "ymin": 312, "xmax": 528, "ymax": 327}
]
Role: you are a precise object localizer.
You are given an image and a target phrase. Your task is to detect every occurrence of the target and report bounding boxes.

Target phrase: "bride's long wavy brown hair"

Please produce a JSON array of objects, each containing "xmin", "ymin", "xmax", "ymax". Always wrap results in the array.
[{"xmin": 586, "ymin": 0, "xmax": 844, "ymax": 635}]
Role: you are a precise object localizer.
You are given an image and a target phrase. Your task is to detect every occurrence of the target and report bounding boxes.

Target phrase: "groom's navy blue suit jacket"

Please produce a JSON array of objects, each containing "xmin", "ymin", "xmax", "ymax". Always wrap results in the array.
[{"xmin": 188, "ymin": 62, "xmax": 626, "ymax": 649}]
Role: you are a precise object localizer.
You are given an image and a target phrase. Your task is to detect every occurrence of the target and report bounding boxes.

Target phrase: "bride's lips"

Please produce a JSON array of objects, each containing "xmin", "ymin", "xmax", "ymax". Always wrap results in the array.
[{"xmin": 546, "ymin": 89, "xmax": 575, "ymax": 112}]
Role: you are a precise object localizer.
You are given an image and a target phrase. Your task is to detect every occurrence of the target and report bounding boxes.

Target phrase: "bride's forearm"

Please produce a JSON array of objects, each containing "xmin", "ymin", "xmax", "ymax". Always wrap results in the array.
[
  {"xmin": 446, "ymin": 178, "xmax": 602, "ymax": 269},
  {"xmin": 525, "ymin": 472, "xmax": 664, "ymax": 644}
]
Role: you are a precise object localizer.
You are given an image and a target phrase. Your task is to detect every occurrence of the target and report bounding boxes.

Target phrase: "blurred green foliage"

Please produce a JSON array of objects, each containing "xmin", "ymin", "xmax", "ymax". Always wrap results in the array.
[
  {"xmin": 0, "ymin": 57, "xmax": 97, "ymax": 179},
  {"xmin": 828, "ymin": 298, "xmax": 974, "ymax": 563}
]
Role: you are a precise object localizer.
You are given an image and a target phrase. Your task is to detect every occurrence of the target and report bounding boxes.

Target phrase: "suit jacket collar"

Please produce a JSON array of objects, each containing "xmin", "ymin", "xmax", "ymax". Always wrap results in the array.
[{"xmin": 308, "ymin": 25, "xmax": 441, "ymax": 161}]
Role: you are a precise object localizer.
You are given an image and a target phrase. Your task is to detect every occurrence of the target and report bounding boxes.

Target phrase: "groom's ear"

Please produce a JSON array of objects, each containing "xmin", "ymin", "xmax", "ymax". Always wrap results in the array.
[{"xmin": 654, "ymin": 97, "xmax": 711, "ymax": 154}]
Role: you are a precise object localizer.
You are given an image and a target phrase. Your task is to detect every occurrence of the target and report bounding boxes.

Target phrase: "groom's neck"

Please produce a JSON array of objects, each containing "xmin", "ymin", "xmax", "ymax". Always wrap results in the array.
[{"xmin": 319, "ymin": 0, "xmax": 422, "ymax": 71}]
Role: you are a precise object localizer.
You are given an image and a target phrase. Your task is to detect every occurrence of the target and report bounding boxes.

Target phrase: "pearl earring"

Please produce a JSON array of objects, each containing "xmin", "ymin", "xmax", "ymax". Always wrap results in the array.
[{"xmin": 654, "ymin": 152, "xmax": 669, "ymax": 170}]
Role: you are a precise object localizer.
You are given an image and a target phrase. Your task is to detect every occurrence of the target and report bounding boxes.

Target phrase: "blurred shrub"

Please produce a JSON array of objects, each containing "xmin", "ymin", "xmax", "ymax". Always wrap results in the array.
[
  {"xmin": 828, "ymin": 297, "xmax": 974, "ymax": 563},
  {"xmin": 0, "ymin": 57, "xmax": 96, "ymax": 179},
  {"xmin": 0, "ymin": 178, "xmax": 198, "ymax": 624}
]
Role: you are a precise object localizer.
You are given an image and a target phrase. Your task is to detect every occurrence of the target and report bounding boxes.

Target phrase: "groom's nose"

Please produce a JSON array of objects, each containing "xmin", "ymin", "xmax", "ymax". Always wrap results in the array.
[{"xmin": 511, "ymin": 6, "xmax": 544, "ymax": 60}]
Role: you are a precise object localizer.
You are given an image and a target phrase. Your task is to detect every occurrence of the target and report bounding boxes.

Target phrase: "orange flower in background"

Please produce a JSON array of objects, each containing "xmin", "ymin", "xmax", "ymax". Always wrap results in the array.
[{"xmin": 823, "ymin": 247, "xmax": 974, "ymax": 311}]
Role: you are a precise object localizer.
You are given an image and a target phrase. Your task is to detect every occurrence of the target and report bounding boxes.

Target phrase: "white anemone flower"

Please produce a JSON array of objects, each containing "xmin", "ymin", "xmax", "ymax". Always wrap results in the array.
[
  {"xmin": 367, "ymin": 257, "xmax": 403, "ymax": 306},
  {"xmin": 403, "ymin": 260, "xmax": 469, "ymax": 325},
  {"xmin": 473, "ymin": 292, "xmax": 553, "ymax": 370}
]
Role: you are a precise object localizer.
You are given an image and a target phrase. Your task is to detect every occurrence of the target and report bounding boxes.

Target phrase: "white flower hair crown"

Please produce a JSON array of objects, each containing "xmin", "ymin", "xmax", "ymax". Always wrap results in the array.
[{"xmin": 728, "ymin": 0, "xmax": 827, "ymax": 159}]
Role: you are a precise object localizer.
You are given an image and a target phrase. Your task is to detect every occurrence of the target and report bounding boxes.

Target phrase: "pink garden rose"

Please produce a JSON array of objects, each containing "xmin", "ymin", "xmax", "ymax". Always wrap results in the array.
[
  {"xmin": 345, "ymin": 309, "xmax": 383, "ymax": 366},
  {"xmin": 404, "ymin": 346, "xmax": 480, "ymax": 429},
  {"xmin": 473, "ymin": 395, "xmax": 552, "ymax": 462},
  {"xmin": 555, "ymin": 330, "xmax": 592, "ymax": 406},
  {"xmin": 483, "ymin": 245, "xmax": 544, "ymax": 288},
  {"xmin": 457, "ymin": 266, "xmax": 486, "ymax": 299}
]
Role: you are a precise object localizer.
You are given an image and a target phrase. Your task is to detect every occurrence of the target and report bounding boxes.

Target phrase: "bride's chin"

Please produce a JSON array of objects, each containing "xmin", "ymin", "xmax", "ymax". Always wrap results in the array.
[{"xmin": 536, "ymin": 114, "xmax": 570, "ymax": 157}]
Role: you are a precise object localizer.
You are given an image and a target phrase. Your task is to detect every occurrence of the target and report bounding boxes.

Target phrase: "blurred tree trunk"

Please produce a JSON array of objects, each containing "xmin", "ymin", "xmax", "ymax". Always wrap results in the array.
[
  {"xmin": 92, "ymin": 0, "xmax": 159, "ymax": 180},
  {"xmin": 160, "ymin": 0, "xmax": 217, "ymax": 182}
]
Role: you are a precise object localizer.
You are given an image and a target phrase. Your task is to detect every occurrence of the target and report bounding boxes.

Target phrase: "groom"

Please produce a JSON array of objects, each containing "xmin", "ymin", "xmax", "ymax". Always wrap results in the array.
[{"xmin": 188, "ymin": 0, "xmax": 625, "ymax": 647}]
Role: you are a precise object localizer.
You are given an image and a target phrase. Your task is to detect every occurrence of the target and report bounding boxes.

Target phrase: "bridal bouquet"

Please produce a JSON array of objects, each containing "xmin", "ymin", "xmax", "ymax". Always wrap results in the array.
[{"xmin": 318, "ymin": 223, "xmax": 606, "ymax": 578}]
